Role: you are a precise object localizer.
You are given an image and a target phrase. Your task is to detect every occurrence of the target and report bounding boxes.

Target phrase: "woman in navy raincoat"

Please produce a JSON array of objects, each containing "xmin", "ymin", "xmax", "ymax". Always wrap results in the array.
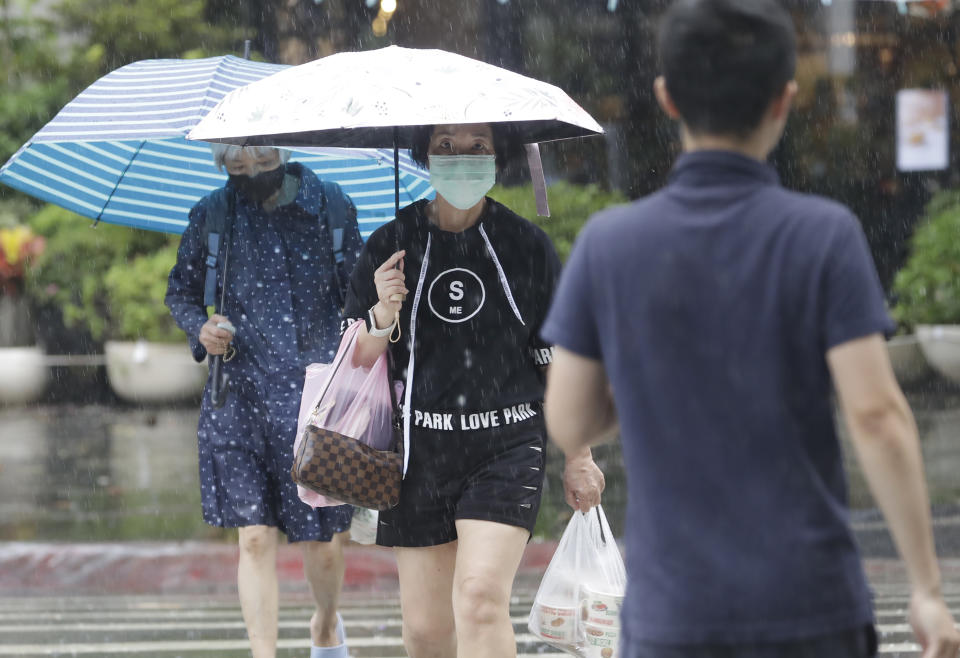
[{"xmin": 165, "ymin": 144, "xmax": 361, "ymax": 658}]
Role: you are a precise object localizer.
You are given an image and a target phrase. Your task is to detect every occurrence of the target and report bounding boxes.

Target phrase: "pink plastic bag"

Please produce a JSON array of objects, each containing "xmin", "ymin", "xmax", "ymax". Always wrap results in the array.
[{"xmin": 293, "ymin": 319, "xmax": 402, "ymax": 508}]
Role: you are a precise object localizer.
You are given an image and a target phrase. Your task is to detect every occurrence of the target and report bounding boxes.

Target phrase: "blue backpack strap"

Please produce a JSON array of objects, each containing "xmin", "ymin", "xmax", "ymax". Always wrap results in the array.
[
  {"xmin": 321, "ymin": 180, "xmax": 347, "ymax": 264},
  {"xmin": 202, "ymin": 188, "xmax": 233, "ymax": 309},
  {"xmin": 320, "ymin": 180, "xmax": 357, "ymax": 308}
]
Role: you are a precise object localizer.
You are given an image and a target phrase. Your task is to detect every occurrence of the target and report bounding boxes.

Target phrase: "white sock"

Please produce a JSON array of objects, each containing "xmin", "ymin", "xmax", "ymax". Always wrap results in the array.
[{"xmin": 309, "ymin": 614, "xmax": 347, "ymax": 658}]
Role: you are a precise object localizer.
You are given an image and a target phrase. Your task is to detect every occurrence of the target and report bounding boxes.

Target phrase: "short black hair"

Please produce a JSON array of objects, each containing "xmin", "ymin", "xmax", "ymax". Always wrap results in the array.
[
  {"xmin": 658, "ymin": 0, "xmax": 796, "ymax": 138},
  {"xmin": 410, "ymin": 124, "xmax": 525, "ymax": 171}
]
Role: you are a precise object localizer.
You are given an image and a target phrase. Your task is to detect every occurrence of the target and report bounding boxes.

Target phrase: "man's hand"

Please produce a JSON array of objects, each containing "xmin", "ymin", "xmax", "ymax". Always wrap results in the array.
[
  {"xmin": 909, "ymin": 587, "xmax": 960, "ymax": 658},
  {"xmin": 562, "ymin": 448, "xmax": 605, "ymax": 511},
  {"xmin": 199, "ymin": 314, "xmax": 234, "ymax": 355}
]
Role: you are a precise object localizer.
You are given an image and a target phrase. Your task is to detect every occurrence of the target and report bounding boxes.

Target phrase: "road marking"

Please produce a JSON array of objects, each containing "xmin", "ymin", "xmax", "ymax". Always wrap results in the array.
[{"xmin": 0, "ymin": 594, "xmax": 951, "ymax": 656}]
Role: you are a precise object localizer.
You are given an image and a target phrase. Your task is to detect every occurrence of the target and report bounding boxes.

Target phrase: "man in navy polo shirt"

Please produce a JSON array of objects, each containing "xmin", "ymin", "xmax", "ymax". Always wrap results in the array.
[{"xmin": 541, "ymin": 1, "xmax": 960, "ymax": 656}]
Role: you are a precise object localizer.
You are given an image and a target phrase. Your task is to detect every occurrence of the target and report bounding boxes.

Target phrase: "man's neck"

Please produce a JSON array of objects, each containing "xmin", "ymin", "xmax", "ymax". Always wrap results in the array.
[{"xmin": 680, "ymin": 127, "xmax": 773, "ymax": 162}]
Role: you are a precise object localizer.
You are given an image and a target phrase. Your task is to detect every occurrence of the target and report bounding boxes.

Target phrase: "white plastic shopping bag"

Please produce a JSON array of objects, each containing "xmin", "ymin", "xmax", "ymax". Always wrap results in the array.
[
  {"xmin": 528, "ymin": 505, "xmax": 626, "ymax": 657},
  {"xmin": 348, "ymin": 506, "xmax": 379, "ymax": 544}
]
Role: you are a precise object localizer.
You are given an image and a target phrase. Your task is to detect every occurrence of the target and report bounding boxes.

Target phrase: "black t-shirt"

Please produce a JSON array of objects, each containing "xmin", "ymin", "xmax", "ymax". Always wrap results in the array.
[{"xmin": 343, "ymin": 198, "xmax": 560, "ymax": 412}]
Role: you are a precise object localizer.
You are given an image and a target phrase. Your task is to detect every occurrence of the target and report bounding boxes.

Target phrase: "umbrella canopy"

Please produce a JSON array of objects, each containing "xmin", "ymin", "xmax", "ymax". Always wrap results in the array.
[
  {"xmin": 188, "ymin": 45, "xmax": 604, "ymax": 149},
  {"xmin": 0, "ymin": 55, "xmax": 432, "ymax": 237}
]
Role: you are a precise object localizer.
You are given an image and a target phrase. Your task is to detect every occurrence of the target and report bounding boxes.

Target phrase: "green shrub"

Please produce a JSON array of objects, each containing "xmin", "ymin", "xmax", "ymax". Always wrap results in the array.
[
  {"xmin": 103, "ymin": 243, "xmax": 184, "ymax": 342},
  {"xmin": 0, "ymin": 198, "xmax": 37, "ymax": 230},
  {"xmin": 22, "ymin": 182, "xmax": 628, "ymax": 343},
  {"xmin": 25, "ymin": 204, "xmax": 176, "ymax": 341},
  {"xmin": 892, "ymin": 190, "xmax": 960, "ymax": 330},
  {"xmin": 490, "ymin": 182, "xmax": 628, "ymax": 262}
]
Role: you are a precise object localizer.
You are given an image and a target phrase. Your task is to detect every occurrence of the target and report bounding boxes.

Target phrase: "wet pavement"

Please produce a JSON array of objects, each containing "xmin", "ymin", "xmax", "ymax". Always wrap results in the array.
[
  {"xmin": 0, "ymin": 403, "xmax": 631, "ymax": 543},
  {"xmin": 0, "ymin": 561, "xmax": 959, "ymax": 656},
  {"xmin": 0, "ymin": 394, "xmax": 959, "ymax": 655},
  {"xmin": 0, "ymin": 538, "xmax": 567, "ymax": 656},
  {"xmin": 0, "ymin": 590, "xmax": 570, "ymax": 657},
  {"xmin": 1, "ymin": 398, "xmax": 959, "ymax": 552}
]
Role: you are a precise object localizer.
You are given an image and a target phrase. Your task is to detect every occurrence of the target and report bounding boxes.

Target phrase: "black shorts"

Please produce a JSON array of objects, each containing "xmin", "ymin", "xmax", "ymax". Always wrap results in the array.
[{"xmin": 376, "ymin": 415, "xmax": 547, "ymax": 547}]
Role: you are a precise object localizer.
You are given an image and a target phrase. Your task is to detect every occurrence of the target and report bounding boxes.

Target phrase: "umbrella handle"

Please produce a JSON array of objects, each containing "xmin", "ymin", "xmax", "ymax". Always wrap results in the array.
[{"xmin": 209, "ymin": 355, "xmax": 230, "ymax": 408}]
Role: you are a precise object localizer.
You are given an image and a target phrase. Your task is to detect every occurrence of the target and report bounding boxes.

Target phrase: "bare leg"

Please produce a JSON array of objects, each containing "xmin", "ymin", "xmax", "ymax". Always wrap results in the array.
[
  {"xmin": 395, "ymin": 542, "xmax": 458, "ymax": 658},
  {"xmin": 237, "ymin": 525, "xmax": 280, "ymax": 658},
  {"xmin": 301, "ymin": 531, "xmax": 347, "ymax": 646},
  {"xmin": 452, "ymin": 520, "xmax": 529, "ymax": 658}
]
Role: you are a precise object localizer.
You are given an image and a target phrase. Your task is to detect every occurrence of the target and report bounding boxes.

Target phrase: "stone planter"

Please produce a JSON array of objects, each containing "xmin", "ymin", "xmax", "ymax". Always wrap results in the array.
[
  {"xmin": 0, "ymin": 295, "xmax": 34, "ymax": 347},
  {"xmin": 886, "ymin": 334, "xmax": 933, "ymax": 386},
  {"xmin": 0, "ymin": 346, "xmax": 47, "ymax": 404},
  {"xmin": 105, "ymin": 340, "xmax": 207, "ymax": 404},
  {"xmin": 916, "ymin": 325, "xmax": 960, "ymax": 385}
]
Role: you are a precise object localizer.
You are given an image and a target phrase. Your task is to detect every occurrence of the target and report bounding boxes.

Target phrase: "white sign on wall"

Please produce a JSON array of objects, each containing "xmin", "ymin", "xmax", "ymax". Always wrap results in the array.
[{"xmin": 896, "ymin": 89, "xmax": 949, "ymax": 172}]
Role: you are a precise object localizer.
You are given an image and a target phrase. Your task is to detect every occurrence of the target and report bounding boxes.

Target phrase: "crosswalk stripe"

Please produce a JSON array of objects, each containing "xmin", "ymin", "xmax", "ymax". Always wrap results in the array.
[
  {"xmin": 0, "ymin": 598, "xmax": 557, "ymax": 657},
  {"xmin": 0, "ymin": 639, "xmax": 569, "ymax": 656},
  {"xmin": 881, "ymin": 644, "xmax": 922, "ymax": 653},
  {"xmin": 1, "ymin": 617, "xmax": 944, "ymax": 636},
  {"xmin": 0, "ymin": 639, "xmax": 932, "ymax": 656},
  {"xmin": 0, "ymin": 594, "xmax": 951, "ymax": 657},
  {"xmin": 0, "ymin": 615, "xmax": 544, "ymax": 633},
  {"xmin": 0, "ymin": 642, "xmax": 932, "ymax": 655}
]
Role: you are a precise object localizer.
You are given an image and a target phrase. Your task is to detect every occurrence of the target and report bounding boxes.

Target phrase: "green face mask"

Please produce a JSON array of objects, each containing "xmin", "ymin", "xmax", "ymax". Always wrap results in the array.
[{"xmin": 428, "ymin": 155, "xmax": 496, "ymax": 210}]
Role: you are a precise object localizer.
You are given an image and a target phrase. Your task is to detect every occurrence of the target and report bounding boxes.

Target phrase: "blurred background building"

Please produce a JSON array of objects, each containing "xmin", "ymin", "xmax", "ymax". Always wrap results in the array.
[{"xmin": 4, "ymin": 0, "xmax": 958, "ymax": 288}]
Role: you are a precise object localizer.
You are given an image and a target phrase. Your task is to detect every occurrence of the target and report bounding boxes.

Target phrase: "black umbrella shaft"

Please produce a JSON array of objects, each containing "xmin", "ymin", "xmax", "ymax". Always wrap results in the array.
[
  {"xmin": 210, "ymin": 201, "xmax": 233, "ymax": 409},
  {"xmin": 393, "ymin": 126, "xmax": 400, "ymax": 255},
  {"xmin": 393, "ymin": 128, "xmax": 400, "ymax": 215},
  {"xmin": 218, "ymin": 232, "xmax": 231, "ymax": 314}
]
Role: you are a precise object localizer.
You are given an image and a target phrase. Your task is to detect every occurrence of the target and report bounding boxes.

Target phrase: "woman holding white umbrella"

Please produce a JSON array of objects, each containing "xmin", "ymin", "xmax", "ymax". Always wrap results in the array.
[{"xmin": 343, "ymin": 122, "xmax": 605, "ymax": 658}]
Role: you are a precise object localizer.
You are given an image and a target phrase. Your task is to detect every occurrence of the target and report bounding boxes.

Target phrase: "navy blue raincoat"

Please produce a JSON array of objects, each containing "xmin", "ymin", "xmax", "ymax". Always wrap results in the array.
[{"xmin": 166, "ymin": 163, "xmax": 362, "ymax": 541}]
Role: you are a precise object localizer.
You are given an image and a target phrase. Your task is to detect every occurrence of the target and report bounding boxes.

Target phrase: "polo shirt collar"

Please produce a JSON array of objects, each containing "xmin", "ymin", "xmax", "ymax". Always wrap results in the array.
[{"xmin": 669, "ymin": 149, "xmax": 779, "ymax": 187}]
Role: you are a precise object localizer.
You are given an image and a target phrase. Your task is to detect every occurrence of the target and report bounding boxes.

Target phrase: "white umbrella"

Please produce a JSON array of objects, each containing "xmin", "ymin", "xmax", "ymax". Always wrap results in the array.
[
  {"xmin": 189, "ymin": 45, "xmax": 603, "ymax": 149},
  {"xmin": 189, "ymin": 45, "xmax": 604, "ymax": 216}
]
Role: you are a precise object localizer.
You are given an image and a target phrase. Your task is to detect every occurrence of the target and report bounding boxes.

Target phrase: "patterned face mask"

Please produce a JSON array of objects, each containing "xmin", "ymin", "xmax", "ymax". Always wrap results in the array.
[
  {"xmin": 228, "ymin": 165, "xmax": 285, "ymax": 204},
  {"xmin": 428, "ymin": 155, "xmax": 496, "ymax": 210}
]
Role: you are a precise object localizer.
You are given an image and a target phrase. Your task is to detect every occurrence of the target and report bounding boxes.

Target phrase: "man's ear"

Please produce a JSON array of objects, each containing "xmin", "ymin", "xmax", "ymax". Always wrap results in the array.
[
  {"xmin": 654, "ymin": 76, "xmax": 682, "ymax": 120},
  {"xmin": 769, "ymin": 80, "xmax": 798, "ymax": 122}
]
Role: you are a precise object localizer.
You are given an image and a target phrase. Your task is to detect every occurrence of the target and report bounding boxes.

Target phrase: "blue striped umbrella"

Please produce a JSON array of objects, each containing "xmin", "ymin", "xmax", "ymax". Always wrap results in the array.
[{"xmin": 0, "ymin": 55, "xmax": 433, "ymax": 239}]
